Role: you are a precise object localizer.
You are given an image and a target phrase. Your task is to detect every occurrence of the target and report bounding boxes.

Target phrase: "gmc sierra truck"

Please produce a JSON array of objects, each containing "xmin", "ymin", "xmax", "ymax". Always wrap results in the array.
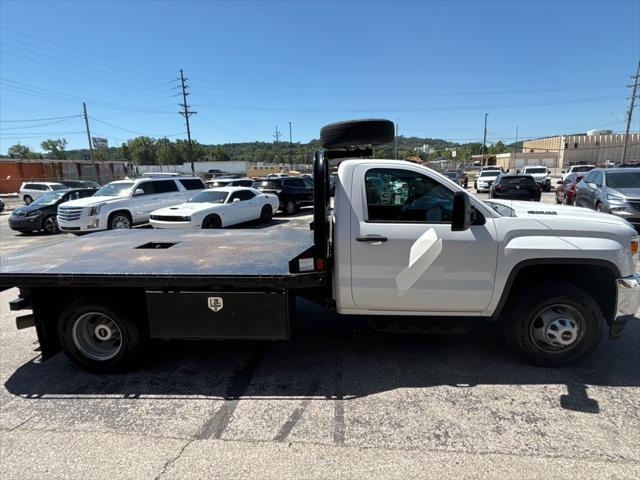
[{"xmin": 1, "ymin": 120, "xmax": 638, "ymax": 373}]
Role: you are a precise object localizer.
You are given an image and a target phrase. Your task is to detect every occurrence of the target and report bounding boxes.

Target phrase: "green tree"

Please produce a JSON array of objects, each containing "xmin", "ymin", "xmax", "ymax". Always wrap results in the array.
[
  {"xmin": 155, "ymin": 138, "xmax": 180, "ymax": 165},
  {"xmin": 210, "ymin": 146, "xmax": 231, "ymax": 162},
  {"xmin": 7, "ymin": 143, "xmax": 32, "ymax": 159},
  {"xmin": 40, "ymin": 138, "xmax": 68, "ymax": 159},
  {"xmin": 94, "ymin": 150, "xmax": 109, "ymax": 162},
  {"xmin": 127, "ymin": 136, "xmax": 157, "ymax": 165},
  {"xmin": 488, "ymin": 141, "xmax": 506, "ymax": 154},
  {"xmin": 118, "ymin": 142, "xmax": 131, "ymax": 161}
]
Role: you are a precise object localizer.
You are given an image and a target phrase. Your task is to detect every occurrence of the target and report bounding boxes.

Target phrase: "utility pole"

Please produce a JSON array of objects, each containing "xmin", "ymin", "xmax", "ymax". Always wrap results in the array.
[
  {"xmin": 394, "ymin": 118, "xmax": 399, "ymax": 160},
  {"xmin": 621, "ymin": 61, "xmax": 640, "ymax": 164},
  {"xmin": 513, "ymin": 125, "xmax": 518, "ymax": 172},
  {"xmin": 273, "ymin": 126, "xmax": 281, "ymax": 164},
  {"xmin": 178, "ymin": 69, "xmax": 197, "ymax": 173},
  {"xmin": 288, "ymin": 121, "xmax": 293, "ymax": 171},
  {"xmin": 82, "ymin": 102, "xmax": 97, "ymax": 181},
  {"xmin": 481, "ymin": 113, "xmax": 489, "ymax": 166}
]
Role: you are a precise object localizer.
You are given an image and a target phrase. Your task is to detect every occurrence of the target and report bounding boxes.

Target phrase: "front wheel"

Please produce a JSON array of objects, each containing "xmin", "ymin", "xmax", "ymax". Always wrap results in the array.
[
  {"xmin": 502, "ymin": 282, "xmax": 603, "ymax": 367},
  {"xmin": 42, "ymin": 214, "xmax": 59, "ymax": 233},
  {"xmin": 202, "ymin": 215, "xmax": 221, "ymax": 229},
  {"xmin": 58, "ymin": 301, "xmax": 148, "ymax": 373},
  {"xmin": 108, "ymin": 212, "xmax": 132, "ymax": 230}
]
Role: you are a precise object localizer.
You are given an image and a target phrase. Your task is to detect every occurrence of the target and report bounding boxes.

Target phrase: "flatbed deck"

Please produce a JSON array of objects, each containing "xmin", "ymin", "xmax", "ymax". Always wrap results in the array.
[{"xmin": 0, "ymin": 228, "xmax": 326, "ymax": 289}]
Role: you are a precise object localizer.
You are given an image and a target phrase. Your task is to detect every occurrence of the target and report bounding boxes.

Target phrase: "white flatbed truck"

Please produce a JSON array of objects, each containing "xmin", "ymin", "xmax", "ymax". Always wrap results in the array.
[{"xmin": 2, "ymin": 120, "xmax": 639, "ymax": 373}]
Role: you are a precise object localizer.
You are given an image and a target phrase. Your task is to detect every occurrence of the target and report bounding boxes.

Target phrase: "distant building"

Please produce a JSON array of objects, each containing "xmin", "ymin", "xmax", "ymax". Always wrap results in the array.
[{"xmin": 522, "ymin": 133, "xmax": 640, "ymax": 168}]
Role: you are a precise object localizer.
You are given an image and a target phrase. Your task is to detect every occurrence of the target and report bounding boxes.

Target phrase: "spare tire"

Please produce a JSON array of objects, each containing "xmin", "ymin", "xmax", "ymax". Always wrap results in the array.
[{"xmin": 320, "ymin": 119, "xmax": 395, "ymax": 149}]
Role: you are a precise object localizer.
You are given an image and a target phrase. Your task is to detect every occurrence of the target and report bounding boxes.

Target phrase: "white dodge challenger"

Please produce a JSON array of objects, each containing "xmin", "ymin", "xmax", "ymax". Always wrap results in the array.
[{"xmin": 149, "ymin": 187, "xmax": 280, "ymax": 229}]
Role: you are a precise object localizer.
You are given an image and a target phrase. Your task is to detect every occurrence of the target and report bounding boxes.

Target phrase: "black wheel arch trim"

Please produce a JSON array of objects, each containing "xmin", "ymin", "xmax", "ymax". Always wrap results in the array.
[{"xmin": 491, "ymin": 258, "xmax": 621, "ymax": 322}]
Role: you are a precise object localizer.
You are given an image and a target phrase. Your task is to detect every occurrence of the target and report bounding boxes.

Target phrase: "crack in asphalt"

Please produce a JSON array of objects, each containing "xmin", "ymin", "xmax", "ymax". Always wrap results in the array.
[{"xmin": 154, "ymin": 438, "xmax": 195, "ymax": 480}]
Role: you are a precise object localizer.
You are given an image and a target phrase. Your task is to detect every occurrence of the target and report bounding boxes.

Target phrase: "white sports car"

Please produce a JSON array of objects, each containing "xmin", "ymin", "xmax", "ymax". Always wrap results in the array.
[{"xmin": 149, "ymin": 187, "xmax": 279, "ymax": 229}]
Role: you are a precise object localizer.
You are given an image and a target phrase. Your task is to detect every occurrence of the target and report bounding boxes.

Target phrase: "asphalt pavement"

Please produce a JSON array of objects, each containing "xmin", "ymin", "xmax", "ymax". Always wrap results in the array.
[{"xmin": 1, "ymin": 192, "xmax": 639, "ymax": 479}]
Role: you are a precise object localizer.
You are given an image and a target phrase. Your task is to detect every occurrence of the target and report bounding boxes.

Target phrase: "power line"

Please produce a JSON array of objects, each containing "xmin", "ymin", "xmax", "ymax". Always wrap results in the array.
[
  {"xmin": 89, "ymin": 116, "xmax": 184, "ymax": 137},
  {"xmin": 0, "ymin": 114, "xmax": 82, "ymax": 123},
  {"xmin": 0, "ymin": 117, "xmax": 82, "ymax": 130}
]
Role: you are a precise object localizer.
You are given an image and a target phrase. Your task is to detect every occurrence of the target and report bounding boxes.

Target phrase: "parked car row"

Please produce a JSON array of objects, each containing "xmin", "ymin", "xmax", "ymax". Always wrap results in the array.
[{"xmin": 8, "ymin": 172, "xmax": 318, "ymax": 235}]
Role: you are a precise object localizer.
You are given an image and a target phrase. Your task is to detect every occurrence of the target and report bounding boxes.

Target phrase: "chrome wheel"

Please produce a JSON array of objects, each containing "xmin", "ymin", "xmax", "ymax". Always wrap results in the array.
[
  {"xmin": 43, "ymin": 216, "xmax": 58, "ymax": 233},
  {"xmin": 71, "ymin": 312, "xmax": 123, "ymax": 361},
  {"xmin": 529, "ymin": 304, "xmax": 583, "ymax": 352},
  {"xmin": 111, "ymin": 214, "xmax": 131, "ymax": 229}
]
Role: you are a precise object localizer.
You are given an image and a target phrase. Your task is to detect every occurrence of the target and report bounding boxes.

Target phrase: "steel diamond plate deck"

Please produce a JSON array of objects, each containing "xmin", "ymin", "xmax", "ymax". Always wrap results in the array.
[{"xmin": 0, "ymin": 228, "xmax": 322, "ymax": 288}]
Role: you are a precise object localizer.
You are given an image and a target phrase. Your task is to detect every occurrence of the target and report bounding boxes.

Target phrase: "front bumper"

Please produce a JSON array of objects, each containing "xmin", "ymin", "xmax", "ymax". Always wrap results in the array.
[
  {"xmin": 58, "ymin": 217, "xmax": 103, "ymax": 232},
  {"xmin": 610, "ymin": 273, "xmax": 640, "ymax": 338},
  {"xmin": 8, "ymin": 216, "xmax": 41, "ymax": 231}
]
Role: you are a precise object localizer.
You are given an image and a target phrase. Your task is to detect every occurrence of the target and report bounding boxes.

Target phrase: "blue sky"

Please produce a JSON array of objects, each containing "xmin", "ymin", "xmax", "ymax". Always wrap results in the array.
[{"xmin": 1, "ymin": 0, "xmax": 639, "ymax": 152}]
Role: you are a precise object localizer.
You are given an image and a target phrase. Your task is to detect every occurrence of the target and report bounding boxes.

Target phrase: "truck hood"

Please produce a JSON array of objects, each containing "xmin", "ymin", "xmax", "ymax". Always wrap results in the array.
[
  {"xmin": 490, "ymin": 199, "xmax": 632, "ymax": 228},
  {"xmin": 151, "ymin": 202, "xmax": 221, "ymax": 216},
  {"xmin": 59, "ymin": 195, "xmax": 128, "ymax": 208}
]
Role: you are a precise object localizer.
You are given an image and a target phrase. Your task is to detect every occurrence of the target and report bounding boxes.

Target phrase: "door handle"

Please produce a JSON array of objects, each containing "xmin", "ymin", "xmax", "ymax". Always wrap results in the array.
[{"xmin": 356, "ymin": 235, "xmax": 388, "ymax": 242}]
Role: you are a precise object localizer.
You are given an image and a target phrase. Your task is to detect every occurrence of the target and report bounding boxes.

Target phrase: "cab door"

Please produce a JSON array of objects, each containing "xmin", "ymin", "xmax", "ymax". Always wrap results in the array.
[{"xmin": 349, "ymin": 165, "xmax": 498, "ymax": 313}]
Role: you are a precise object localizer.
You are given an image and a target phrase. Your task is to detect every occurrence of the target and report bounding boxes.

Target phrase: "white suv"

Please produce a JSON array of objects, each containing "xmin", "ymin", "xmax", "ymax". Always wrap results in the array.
[
  {"xmin": 57, "ymin": 177, "xmax": 205, "ymax": 232},
  {"xmin": 19, "ymin": 182, "xmax": 68, "ymax": 204}
]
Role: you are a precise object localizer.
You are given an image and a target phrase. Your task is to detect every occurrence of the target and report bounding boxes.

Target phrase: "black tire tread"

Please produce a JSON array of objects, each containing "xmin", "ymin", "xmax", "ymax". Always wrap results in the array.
[
  {"xmin": 320, "ymin": 119, "xmax": 395, "ymax": 149},
  {"xmin": 501, "ymin": 282, "xmax": 603, "ymax": 367},
  {"xmin": 57, "ymin": 298, "xmax": 148, "ymax": 373}
]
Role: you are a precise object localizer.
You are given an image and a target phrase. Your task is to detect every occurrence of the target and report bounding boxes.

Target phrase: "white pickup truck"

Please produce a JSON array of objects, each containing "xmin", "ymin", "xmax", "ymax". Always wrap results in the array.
[{"xmin": 2, "ymin": 120, "xmax": 638, "ymax": 373}]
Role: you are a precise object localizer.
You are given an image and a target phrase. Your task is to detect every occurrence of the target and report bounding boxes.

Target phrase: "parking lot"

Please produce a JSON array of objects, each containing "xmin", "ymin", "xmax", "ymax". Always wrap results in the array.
[{"xmin": 1, "ymin": 191, "xmax": 639, "ymax": 479}]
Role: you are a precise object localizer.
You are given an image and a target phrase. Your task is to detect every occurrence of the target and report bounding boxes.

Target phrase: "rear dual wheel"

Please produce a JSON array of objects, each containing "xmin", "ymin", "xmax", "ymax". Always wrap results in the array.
[{"xmin": 58, "ymin": 301, "xmax": 148, "ymax": 373}]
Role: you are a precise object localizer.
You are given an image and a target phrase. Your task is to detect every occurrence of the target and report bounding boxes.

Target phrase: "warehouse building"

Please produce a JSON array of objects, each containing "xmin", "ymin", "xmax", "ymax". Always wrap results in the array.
[{"xmin": 522, "ymin": 132, "xmax": 640, "ymax": 169}]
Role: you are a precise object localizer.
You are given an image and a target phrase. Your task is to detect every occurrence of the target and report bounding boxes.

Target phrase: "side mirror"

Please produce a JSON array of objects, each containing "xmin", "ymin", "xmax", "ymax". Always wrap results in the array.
[
  {"xmin": 451, "ymin": 191, "xmax": 472, "ymax": 232},
  {"xmin": 561, "ymin": 170, "xmax": 566, "ymax": 174},
  {"xmin": 133, "ymin": 188, "xmax": 144, "ymax": 196},
  {"xmin": 232, "ymin": 197, "xmax": 241, "ymax": 203}
]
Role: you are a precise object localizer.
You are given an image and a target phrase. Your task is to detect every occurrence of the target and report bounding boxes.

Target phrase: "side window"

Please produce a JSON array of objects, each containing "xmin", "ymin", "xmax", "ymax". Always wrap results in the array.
[
  {"xmin": 237, "ymin": 180, "xmax": 253, "ymax": 187},
  {"xmin": 365, "ymin": 168, "xmax": 454, "ymax": 223},
  {"xmin": 23, "ymin": 184, "xmax": 35, "ymax": 190},
  {"xmin": 228, "ymin": 192, "xmax": 242, "ymax": 202},
  {"xmin": 79, "ymin": 189, "xmax": 95, "ymax": 198},
  {"xmin": 178, "ymin": 179, "xmax": 205, "ymax": 190},
  {"xmin": 238, "ymin": 190, "xmax": 256, "ymax": 201},
  {"xmin": 67, "ymin": 191, "xmax": 82, "ymax": 200},
  {"xmin": 153, "ymin": 180, "xmax": 179, "ymax": 193},
  {"xmin": 593, "ymin": 171, "xmax": 603, "ymax": 186},
  {"xmin": 136, "ymin": 182, "xmax": 157, "ymax": 195}
]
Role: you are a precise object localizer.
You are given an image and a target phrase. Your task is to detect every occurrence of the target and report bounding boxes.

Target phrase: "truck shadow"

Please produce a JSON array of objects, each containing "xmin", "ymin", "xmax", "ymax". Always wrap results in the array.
[{"xmin": 4, "ymin": 300, "xmax": 638, "ymax": 415}]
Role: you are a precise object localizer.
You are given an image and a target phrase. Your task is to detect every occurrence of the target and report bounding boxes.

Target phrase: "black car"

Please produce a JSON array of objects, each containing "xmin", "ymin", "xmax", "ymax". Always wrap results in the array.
[
  {"xmin": 489, "ymin": 174, "xmax": 541, "ymax": 201},
  {"xmin": 8, "ymin": 188, "xmax": 97, "ymax": 234},
  {"xmin": 255, "ymin": 177, "xmax": 314, "ymax": 215},
  {"xmin": 60, "ymin": 179, "xmax": 101, "ymax": 189}
]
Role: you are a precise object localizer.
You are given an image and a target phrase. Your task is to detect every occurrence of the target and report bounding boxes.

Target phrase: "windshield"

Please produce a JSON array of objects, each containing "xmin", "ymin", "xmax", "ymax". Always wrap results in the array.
[
  {"xmin": 95, "ymin": 182, "xmax": 134, "ymax": 196},
  {"xmin": 443, "ymin": 172, "xmax": 458, "ymax": 179},
  {"xmin": 524, "ymin": 167, "xmax": 547, "ymax": 174},
  {"xmin": 50, "ymin": 184, "xmax": 68, "ymax": 191},
  {"xmin": 480, "ymin": 171, "xmax": 498, "ymax": 177},
  {"xmin": 32, "ymin": 191, "xmax": 65, "ymax": 206},
  {"xmin": 606, "ymin": 172, "xmax": 640, "ymax": 189},
  {"xmin": 188, "ymin": 190, "xmax": 228, "ymax": 203}
]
